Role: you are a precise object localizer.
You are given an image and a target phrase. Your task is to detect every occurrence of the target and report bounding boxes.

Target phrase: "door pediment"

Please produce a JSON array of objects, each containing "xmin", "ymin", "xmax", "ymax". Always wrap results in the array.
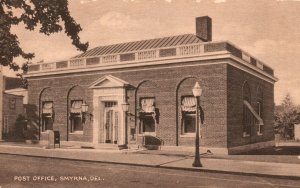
[{"xmin": 89, "ymin": 75, "xmax": 129, "ymax": 89}]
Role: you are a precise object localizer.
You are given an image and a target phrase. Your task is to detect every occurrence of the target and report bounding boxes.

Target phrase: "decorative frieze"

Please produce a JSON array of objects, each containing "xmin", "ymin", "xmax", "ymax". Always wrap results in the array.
[
  {"xmin": 102, "ymin": 55, "xmax": 118, "ymax": 63},
  {"xmin": 70, "ymin": 59, "xmax": 85, "ymax": 67},
  {"xmin": 27, "ymin": 42, "xmax": 274, "ymax": 77},
  {"xmin": 138, "ymin": 50, "xmax": 156, "ymax": 60},
  {"xmin": 41, "ymin": 63, "xmax": 55, "ymax": 70}
]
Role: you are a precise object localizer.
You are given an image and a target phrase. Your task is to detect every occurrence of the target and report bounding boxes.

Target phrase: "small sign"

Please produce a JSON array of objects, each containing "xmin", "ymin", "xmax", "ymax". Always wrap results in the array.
[{"xmin": 9, "ymin": 98, "xmax": 16, "ymax": 109}]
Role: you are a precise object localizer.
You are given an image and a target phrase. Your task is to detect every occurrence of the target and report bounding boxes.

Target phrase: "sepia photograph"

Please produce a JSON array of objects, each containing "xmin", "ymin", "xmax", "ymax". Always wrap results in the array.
[{"xmin": 0, "ymin": 0, "xmax": 299, "ymax": 187}]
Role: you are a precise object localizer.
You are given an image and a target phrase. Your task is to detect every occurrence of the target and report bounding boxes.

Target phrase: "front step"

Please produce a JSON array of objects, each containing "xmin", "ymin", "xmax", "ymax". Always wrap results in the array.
[
  {"xmin": 61, "ymin": 141, "xmax": 120, "ymax": 150},
  {"xmin": 93, "ymin": 144, "xmax": 121, "ymax": 150}
]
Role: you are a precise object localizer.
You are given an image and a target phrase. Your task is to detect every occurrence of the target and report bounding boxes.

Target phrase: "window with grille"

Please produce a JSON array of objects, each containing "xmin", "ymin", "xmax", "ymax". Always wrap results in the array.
[
  {"xmin": 243, "ymin": 82, "xmax": 251, "ymax": 136},
  {"xmin": 139, "ymin": 98, "xmax": 156, "ymax": 134},
  {"xmin": 242, "ymin": 83, "xmax": 265, "ymax": 138},
  {"xmin": 181, "ymin": 96, "xmax": 197, "ymax": 134},
  {"xmin": 42, "ymin": 101, "xmax": 53, "ymax": 131},
  {"xmin": 70, "ymin": 100, "xmax": 83, "ymax": 132},
  {"xmin": 256, "ymin": 87, "xmax": 264, "ymax": 135}
]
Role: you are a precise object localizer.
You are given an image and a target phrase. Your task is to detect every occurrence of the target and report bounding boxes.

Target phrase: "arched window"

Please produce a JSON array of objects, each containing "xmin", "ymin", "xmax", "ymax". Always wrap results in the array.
[
  {"xmin": 42, "ymin": 101, "xmax": 54, "ymax": 131},
  {"xmin": 243, "ymin": 82, "xmax": 251, "ymax": 136},
  {"xmin": 139, "ymin": 97, "xmax": 156, "ymax": 134},
  {"xmin": 70, "ymin": 100, "xmax": 83, "ymax": 132},
  {"xmin": 136, "ymin": 80, "xmax": 158, "ymax": 136},
  {"xmin": 256, "ymin": 86, "xmax": 264, "ymax": 135},
  {"xmin": 181, "ymin": 96, "xmax": 197, "ymax": 134}
]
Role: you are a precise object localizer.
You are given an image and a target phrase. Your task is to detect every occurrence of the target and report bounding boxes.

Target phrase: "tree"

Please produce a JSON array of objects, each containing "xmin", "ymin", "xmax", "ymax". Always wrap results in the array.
[
  {"xmin": 274, "ymin": 93, "xmax": 300, "ymax": 139},
  {"xmin": 0, "ymin": 0, "xmax": 89, "ymax": 88}
]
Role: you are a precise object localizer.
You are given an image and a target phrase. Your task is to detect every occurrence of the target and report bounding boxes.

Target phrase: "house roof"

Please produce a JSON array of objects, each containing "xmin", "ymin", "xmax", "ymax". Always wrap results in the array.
[
  {"xmin": 73, "ymin": 34, "xmax": 203, "ymax": 58},
  {"xmin": 4, "ymin": 77, "xmax": 22, "ymax": 90}
]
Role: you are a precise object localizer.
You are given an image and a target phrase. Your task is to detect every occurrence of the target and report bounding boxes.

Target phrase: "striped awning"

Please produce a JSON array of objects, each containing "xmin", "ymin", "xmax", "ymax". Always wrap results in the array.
[
  {"xmin": 42, "ymin": 102, "xmax": 53, "ymax": 114},
  {"xmin": 71, "ymin": 100, "xmax": 82, "ymax": 113},
  {"xmin": 141, "ymin": 98, "xmax": 155, "ymax": 113},
  {"xmin": 243, "ymin": 100, "xmax": 264, "ymax": 125},
  {"xmin": 181, "ymin": 96, "xmax": 196, "ymax": 112}
]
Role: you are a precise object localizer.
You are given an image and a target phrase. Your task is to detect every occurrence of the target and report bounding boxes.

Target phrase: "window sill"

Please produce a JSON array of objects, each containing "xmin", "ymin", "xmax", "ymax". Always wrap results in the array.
[
  {"xmin": 180, "ymin": 133, "xmax": 196, "ymax": 137},
  {"xmin": 243, "ymin": 132, "xmax": 250, "ymax": 137},
  {"xmin": 70, "ymin": 131, "xmax": 83, "ymax": 135},
  {"xmin": 257, "ymin": 132, "xmax": 263, "ymax": 136},
  {"xmin": 138, "ymin": 132, "xmax": 156, "ymax": 137},
  {"xmin": 41, "ymin": 130, "xmax": 53, "ymax": 133}
]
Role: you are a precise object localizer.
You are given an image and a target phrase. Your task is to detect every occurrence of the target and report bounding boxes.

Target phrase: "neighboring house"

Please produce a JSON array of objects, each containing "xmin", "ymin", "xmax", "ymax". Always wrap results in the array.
[
  {"xmin": 0, "ymin": 73, "xmax": 28, "ymax": 141},
  {"xmin": 24, "ymin": 16, "xmax": 278, "ymax": 154}
]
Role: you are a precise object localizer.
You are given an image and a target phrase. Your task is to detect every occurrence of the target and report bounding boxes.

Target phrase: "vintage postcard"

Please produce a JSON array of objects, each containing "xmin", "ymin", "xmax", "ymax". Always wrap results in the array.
[{"xmin": 0, "ymin": 0, "xmax": 299, "ymax": 187}]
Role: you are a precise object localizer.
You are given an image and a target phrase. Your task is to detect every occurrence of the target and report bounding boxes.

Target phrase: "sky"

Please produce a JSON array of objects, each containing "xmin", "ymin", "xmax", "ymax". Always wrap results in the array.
[{"xmin": 5, "ymin": 0, "xmax": 300, "ymax": 105}]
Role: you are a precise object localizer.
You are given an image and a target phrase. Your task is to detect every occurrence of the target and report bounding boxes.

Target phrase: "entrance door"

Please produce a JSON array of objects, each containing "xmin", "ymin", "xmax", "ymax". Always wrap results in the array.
[{"xmin": 104, "ymin": 102, "xmax": 118, "ymax": 144}]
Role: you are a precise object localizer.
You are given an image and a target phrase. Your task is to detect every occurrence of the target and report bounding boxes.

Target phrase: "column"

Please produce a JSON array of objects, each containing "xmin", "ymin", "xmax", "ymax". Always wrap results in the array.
[{"xmin": 92, "ymin": 96, "xmax": 99, "ymax": 144}]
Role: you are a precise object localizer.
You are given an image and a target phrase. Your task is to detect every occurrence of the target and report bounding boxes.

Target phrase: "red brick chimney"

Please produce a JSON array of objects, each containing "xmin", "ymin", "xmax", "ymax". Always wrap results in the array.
[{"xmin": 196, "ymin": 16, "xmax": 212, "ymax": 42}]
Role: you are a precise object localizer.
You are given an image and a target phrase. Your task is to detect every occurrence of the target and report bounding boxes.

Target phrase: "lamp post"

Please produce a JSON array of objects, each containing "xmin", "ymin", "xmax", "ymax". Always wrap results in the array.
[
  {"xmin": 122, "ymin": 103, "xmax": 129, "ymax": 113},
  {"xmin": 192, "ymin": 82, "xmax": 203, "ymax": 167},
  {"xmin": 81, "ymin": 101, "xmax": 89, "ymax": 113}
]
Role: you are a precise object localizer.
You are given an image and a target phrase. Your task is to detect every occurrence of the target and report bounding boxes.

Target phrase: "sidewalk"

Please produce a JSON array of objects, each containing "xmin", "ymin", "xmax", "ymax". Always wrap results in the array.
[{"xmin": 0, "ymin": 142, "xmax": 299, "ymax": 179}]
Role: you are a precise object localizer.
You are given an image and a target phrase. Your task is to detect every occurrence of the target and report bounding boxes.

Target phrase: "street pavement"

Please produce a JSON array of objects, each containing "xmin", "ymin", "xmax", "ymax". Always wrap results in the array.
[
  {"xmin": 0, "ymin": 154, "xmax": 300, "ymax": 188},
  {"xmin": 0, "ymin": 142, "xmax": 299, "ymax": 180}
]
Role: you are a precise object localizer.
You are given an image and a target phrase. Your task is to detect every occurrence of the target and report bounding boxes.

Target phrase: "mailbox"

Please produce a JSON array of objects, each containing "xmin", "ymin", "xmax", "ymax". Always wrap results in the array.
[{"xmin": 54, "ymin": 131, "xmax": 60, "ymax": 148}]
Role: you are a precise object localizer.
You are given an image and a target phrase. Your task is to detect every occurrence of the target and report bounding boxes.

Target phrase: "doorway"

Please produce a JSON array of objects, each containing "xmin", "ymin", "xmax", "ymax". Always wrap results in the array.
[{"xmin": 104, "ymin": 102, "xmax": 118, "ymax": 144}]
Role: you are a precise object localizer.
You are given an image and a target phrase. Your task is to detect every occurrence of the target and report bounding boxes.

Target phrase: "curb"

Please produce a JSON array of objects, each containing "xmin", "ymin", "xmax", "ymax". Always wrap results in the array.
[
  {"xmin": 157, "ymin": 165, "xmax": 300, "ymax": 180},
  {"xmin": 1, "ymin": 152, "xmax": 299, "ymax": 180}
]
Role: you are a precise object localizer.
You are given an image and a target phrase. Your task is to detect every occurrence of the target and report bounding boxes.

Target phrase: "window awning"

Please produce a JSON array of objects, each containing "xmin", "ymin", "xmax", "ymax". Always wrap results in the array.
[
  {"xmin": 243, "ymin": 100, "xmax": 264, "ymax": 125},
  {"xmin": 181, "ymin": 96, "xmax": 196, "ymax": 112},
  {"xmin": 141, "ymin": 98, "xmax": 155, "ymax": 113},
  {"xmin": 71, "ymin": 100, "xmax": 82, "ymax": 113},
  {"xmin": 42, "ymin": 102, "xmax": 53, "ymax": 114}
]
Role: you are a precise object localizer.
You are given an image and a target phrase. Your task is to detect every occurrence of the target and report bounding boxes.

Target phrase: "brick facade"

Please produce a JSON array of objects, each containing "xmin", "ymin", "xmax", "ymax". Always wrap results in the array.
[
  {"xmin": 26, "ymin": 59, "xmax": 275, "ymax": 152},
  {"xmin": 26, "ymin": 60, "xmax": 229, "ymax": 146},
  {"xmin": 227, "ymin": 63, "xmax": 274, "ymax": 148}
]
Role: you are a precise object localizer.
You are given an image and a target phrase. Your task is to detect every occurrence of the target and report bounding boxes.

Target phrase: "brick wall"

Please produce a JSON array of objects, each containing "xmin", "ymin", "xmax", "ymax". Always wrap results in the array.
[
  {"xmin": 27, "ymin": 77, "xmax": 94, "ymax": 142},
  {"xmin": 227, "ymin": 63, "xmax": 275, "ymax": 148},
  {"xmin": 27, "ymin": 59, "xmax": 273, "ymax": 149}
]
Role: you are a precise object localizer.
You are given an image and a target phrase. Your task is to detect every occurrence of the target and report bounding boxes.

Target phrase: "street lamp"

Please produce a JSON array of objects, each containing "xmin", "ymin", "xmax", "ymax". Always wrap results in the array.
[
  {"xmin": 192, "ymin": 82, "xmax": 203, "ymax": 167},
  {"xmin": 81, "ymin": 101, "xmax": 89, "ymax": 113},
  {"xmin": 122, "ymin": 103, "xmax": 130, "ymax": 112}
]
